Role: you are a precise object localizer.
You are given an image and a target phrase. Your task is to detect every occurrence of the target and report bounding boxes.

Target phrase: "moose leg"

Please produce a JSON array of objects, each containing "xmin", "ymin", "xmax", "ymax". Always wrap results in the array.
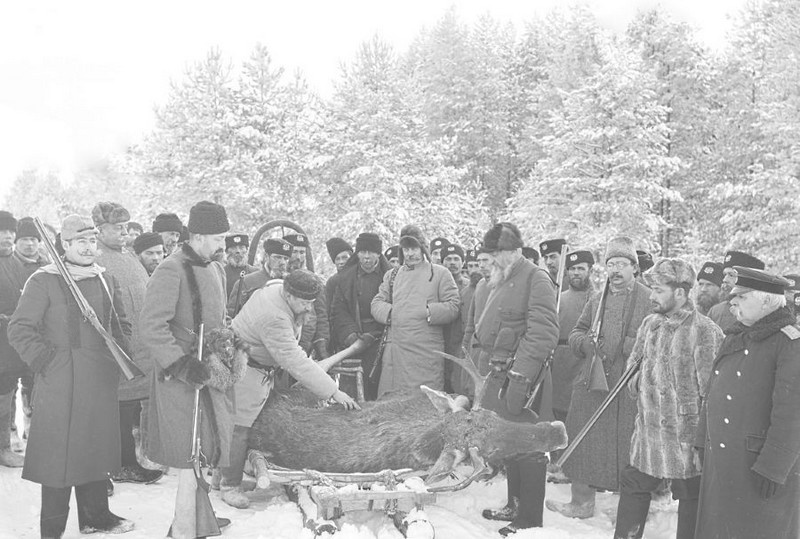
[{"xmin": 290, "ymin": 484, "xmax": 338, "ymax": 536}]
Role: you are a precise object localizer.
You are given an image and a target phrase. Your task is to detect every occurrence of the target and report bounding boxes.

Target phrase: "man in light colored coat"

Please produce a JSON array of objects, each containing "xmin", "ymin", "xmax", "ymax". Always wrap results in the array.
[
  {"xmin": 613, "ymin": 259, "xmax": 723, "ymax": 539},
  {"xmin": 220, "ymin": 269, "xmax": 358, "ymax": 508},
  {"xmin": 371, "ymin": 225, "xmax": 459, "ymax": 397}
]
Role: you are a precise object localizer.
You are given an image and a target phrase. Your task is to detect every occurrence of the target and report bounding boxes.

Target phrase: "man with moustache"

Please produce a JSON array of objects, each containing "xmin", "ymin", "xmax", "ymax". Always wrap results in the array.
[
  {"xmin": 284, "ymin": 233, "xmax": 330, "ymax": 359},
  {"xmin": 9, "ymin": 214, "xmax": 135, "ymax": 536},
  {"xmin": 694, "ymin": 267, "xmax": 800, "ymax": 538},
  {"xmin": 133, "ymin": 232, "xmax": 165, "ymax": 276},
  {"xmin": 461, "ymin": 245, "xmax": 494, "ymax": 357},
  {"xmin": 324, "ymin": 237, "xmax": 353, "ymax": 334},
  {"xmin": 371, "ymin": 225, "xmax": 459, "ymax": 397},
  {"xmin": 330, "ymin": 233, "xmax": 390, "ymax": 400},
  {"xmin": 550, "ymin": 250, "xmax": 595, "ymax": 423},
  {"xmin": 707, "ymin": 251, "xmax": 765, "ymax": 331},
  {"xmin": 220, "ymin": 269, "xmax": 359, "ymax": 508},
  {"xmin": 139, "ymin": 201, "xmax": 233, "ymax": 537},
  {"xmin": 613, "ymin": 259, "xmax": 723, "ymax": 539},
  {"xmin": 227, "ymin": 238, "xmax": 292, "ymax": 317},
  {"xmin": 548, "ymin": 236, "xmax": 651, "ymax": 519},
  {"xmin": 695, "ymin": 262, "xmax": 724, "ymax": 316},
  {"xmin": 539, "ymin": 239, "xmax": 567, "ymax": 285},
  {"xmin": 223, "ymin": 234, "xmax": 257, "ymax": 297},
  {"xmin": 152, "ymin": 213, "xmax": 183, "ymax": 257},
  {"xmin": 472, "ymin": 223, "xmax": 559, "ymax": 536}
]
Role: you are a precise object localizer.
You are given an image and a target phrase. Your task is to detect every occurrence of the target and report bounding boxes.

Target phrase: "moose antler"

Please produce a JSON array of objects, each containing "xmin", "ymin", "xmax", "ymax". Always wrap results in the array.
[{"xmin": 437, "ymin": 351, "xmax": 491, "ymax": 410}]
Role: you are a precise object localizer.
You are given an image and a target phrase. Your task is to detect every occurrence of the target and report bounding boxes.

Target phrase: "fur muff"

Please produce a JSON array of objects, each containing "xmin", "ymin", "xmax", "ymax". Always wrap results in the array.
[{"xmin": 204, "ymin": 327, "xmax": 249, "ymax": 391}]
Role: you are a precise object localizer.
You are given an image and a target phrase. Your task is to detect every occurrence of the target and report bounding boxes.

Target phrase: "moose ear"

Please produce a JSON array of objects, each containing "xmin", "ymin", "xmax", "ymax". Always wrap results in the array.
[{"xmin": 421, "ymin": 385, "xmax": 463, "ymax": 414}]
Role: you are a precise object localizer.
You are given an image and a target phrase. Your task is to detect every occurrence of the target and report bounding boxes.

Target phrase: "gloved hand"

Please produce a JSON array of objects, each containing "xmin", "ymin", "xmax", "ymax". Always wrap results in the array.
[
  {"xmin": 753, "ymin": 470, "xmax": 781, "ymax": 499},
  {"xmin": 165, "ymin": 354, "xmax": 210, "ymax": 386},
  {"xmin": 344, "ymin": 333, "xmax": 359, "ymax": 347},
  {"xmin": 580, "ymin": 337, "xmax": 596, "ymax": 359},
  {"xmin": 505, "ymin": 371, "xmax": 529, "ymax": 416}
]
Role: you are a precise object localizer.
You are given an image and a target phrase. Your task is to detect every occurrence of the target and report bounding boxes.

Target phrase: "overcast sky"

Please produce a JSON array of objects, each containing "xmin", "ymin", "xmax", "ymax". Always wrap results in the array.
[{"xmin": 0, "ymin": 0, "xmax": 745, "ymax": 200}]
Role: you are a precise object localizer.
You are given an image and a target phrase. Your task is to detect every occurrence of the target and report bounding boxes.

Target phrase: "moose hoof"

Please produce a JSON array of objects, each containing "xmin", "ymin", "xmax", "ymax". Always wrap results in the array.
[{"xmin": 313, "ymin": 522, "xmax": 338, "ymax": 536}]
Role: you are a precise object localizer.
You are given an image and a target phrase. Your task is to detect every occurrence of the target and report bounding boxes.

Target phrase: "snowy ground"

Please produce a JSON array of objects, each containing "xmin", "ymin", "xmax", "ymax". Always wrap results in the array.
[{"xmin": 0, "ymin": 462, "xmax": 679, "ymax": 539}]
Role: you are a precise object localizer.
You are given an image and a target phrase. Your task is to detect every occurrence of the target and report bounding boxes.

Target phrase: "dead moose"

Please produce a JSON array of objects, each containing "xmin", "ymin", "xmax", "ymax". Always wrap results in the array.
[{"xmin": 247, "ymin": 352, "xmax": 568, "ymax": 535}]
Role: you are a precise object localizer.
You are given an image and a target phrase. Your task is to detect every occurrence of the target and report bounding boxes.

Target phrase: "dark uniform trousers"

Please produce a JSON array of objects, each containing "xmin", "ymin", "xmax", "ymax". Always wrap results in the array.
[
  {"xmin": 614, "ymin": 465, "xmax": 700, "ymax": 539},
  {"xmin": 41, "ymin": 480, "xmax": 111, "ymax": 538},
  {"xmin": 507, "ymin": 453, "xmax": 548, "ymax": 528}
]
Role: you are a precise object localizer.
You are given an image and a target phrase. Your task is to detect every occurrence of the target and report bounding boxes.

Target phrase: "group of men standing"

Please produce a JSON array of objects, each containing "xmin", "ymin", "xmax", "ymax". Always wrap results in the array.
[{"xmin": 0, "ymin": 201, "xmax": 797, "ymax": 539}]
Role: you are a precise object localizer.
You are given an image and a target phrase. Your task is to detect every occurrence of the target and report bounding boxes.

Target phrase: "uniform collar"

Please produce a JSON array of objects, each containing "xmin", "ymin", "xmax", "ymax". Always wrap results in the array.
[{"xmin": 725, "ymin": 306, "xmax": 796, "ymax": 342}]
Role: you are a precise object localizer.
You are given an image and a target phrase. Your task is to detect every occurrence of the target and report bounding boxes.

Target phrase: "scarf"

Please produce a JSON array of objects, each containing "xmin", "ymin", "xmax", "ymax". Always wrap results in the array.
[{"xmin": 37, "ymin": 261, "xmax": 105, "ymax": 281}]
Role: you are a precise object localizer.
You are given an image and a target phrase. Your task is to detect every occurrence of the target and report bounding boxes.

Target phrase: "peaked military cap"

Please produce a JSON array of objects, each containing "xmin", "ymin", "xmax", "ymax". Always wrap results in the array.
[
  {"xmin": 539, "ymin": 238, "xmax": 567, "ymax": 257},
  {"xmin": 441, "ymin": 243, "xmax": 464, "ymax": 261},
  {"xmin": 283, "ymin": 233, "xmax": 309, "ymax": 248},
  {"xmin": 264, "ymin": 238, "xmax": 293, "ymax": 256},
  {"xmin": 465, "ymin": 249, "xmax": 478, "ymax": 262},
  {"xmin": 723, "ymin": 250, "xmax": 764, "ymax": 270},
  {"xmin": 731, "ymin": 266, "xmax": 790, "ymax": 296},
  {"xmin": 783, "ymin": 274, "xmax": 800, "ymax": 291},
  {"xmin": 429, "ymin": 237, "xmax": 450, "ymax": 252},
  {"xmin": 698, "ymin": 262, "xmax": 724, "ymax": 287},
  {"xmin": 565, "ymin": 250, "xmax": 595, "ymax": 269}
]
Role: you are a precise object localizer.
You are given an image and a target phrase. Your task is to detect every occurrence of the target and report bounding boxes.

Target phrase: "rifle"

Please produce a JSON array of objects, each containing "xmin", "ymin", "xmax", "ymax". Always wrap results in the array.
[
  {"xmin": 524, "ymin": 243, "xmax": 569, "ymax": 410},
  {"xmin": 189, "ymin": 324, "xmax": 222, "ymax": 537},
  {"xmin": 556, "ymin": 353, "xmax": 643, "ymax": 467},
  {"xmin": 33, "ymin": 218, "xmax": 144, "ymax": 381},
  {"xmin": 586, "ymin": 278, "xmax": 611, "ymax": 392}
]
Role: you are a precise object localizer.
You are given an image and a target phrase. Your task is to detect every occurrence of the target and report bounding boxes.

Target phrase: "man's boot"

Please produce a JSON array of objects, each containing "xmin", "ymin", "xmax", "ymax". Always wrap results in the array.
[
  {"xmin": 499, "ymin": 454, "xmax": 546, "ymax": 536},
  {"xmin": 545, "ymin": 482, "xmax": 595, "ymax": 519},
  {"xmin": 221, "ymin": 485, "xmax": 250, "ymax": 509},
  {"xmin": 0, "ymin": 390, "xmax": 23, "ymax": 467},
  {"xmin": 483, "ymin": 461, "xmax": 520, "ymax": 521}
]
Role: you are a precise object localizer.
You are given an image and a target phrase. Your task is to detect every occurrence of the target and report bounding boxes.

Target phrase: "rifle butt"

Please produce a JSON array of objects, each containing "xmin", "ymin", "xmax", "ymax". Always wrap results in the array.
[{"xmin": 194, "ymin": 484, "xmax": 222, "ymax": 537}]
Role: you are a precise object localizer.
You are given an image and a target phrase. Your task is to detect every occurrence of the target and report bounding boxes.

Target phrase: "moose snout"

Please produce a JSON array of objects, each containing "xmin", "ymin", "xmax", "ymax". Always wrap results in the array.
[{"xmin": 546, "ymin": 420, "xmax": 568, "ymax": 451}]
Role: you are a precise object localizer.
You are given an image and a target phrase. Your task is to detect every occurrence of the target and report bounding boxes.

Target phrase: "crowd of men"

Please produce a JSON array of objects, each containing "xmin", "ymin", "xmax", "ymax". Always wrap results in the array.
[{"xmin": 0, "ymin": 201, "xmax": 798, "ymax": 539}]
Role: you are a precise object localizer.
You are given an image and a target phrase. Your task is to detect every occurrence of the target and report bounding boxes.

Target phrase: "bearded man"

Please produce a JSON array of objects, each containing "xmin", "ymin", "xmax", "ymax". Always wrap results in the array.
[
  {"xmin": 695, "ymin": 262, "xmax": 723, "ymax": 316},
  {"xmin": 695, "ymin": 267, "xmax": 800, "ymax": 539},
  {"xmin": 227, "ymin": 238, "xmax": 292, "ymax": 317},
  {"xmin": 471, "ymin": 223, "xmax": 559, "ymax": 536},
  {"xmin": 139, "ymin": 201, "xmax": 233, "ymax": 538},
  {"xmin": 223, "ymin": 234, "xmax": 256, "ymax": 297},
  {"xmin": 284, "ymin": 232, "xmax": 330, "ymax": 359},
  {"xmin": 151, "ymin": 213, "xmax": 183, "ymax": 257},
  {"xmin": 539, "ymin": 238, "xmax": 567, "ymax": 285},
  {"xmin": 551, "ymin": 250, "xmax": 595, "ymax": 422},
  {"xmin": 614, "ymin": 259, "xmax": 723, "ymax": 539},
  {"xmin": 371, "ymin": 225, "xmax": 459, "ymax": 397}
]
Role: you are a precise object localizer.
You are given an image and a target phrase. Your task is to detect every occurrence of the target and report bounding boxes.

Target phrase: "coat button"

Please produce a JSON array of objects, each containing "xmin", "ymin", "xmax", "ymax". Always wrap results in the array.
[
  {"xmin": 736, "ymin": 371, "xmax": 741, "ymax": 377},
  {"xmin": 724, "ymin": 418, "xmax": 730, "ymax": 424},
  {"xmin": 744, "ymin": 349, "xmax": 749, "ymax": 355},
  {"xmin": 720, "ymin": 443, "xmax": 726, "ymax": 448},
  {"xmin": 726, "ymin": 395, "xmax": 732, "ymax": 400},
  {"xmin": 714, "ymin": 370, "xmax": 719, "ymax": 375}
]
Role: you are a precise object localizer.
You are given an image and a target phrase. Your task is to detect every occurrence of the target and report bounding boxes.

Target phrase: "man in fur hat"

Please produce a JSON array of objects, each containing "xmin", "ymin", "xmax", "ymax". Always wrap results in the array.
[
  {"xmin": 614, "ymin": 259, "xmax": 723, "ymax": 539},
  {"xmin": 384, "ymin": 245, "xmax": 400, "ymax": 269},
  {"xmin": 9, "ymin": 214, "xmax": 135, "ymax": 536},
  {"xmin": 139, "ymin": 201, "xmax": 233, "ymax": 537},
  {"xmin": 441, "ymin": 243, "xmax": 468, "ymax": 393},
  {"xmin": 429, "ymin": 237, "xmax": 450, "ymax": 266},
  {"xmin": 133, "ymin": 232, "xmax": 165, "ymax": 276},
  {"xmin": 92, "ymin": 202, "xmax": 164, "ymax": 487},
  {"xmin": 330, "ymin": 233, "xmax": 390, "ymax": 400},
  {"xmin": 548, "ymin": 236, "xmax": 651, "ymax": 519},
  {"xmin": 223, "ymin": 234, "xmax": 257, "ymax": 298},
  {"xmin": 695, "ymin": 267, "xmax": 800, "ymax": 538},
  {"xmin": 371, "ymin": 225, "xmax": 459, "ymax": 397},
  {"xmin": 220, "ymin": 269, "xmax": 359, "ymax": 508},
  {"xmin": 696, "ymin": 261, "xmax": 724, "ymax": 316},
  {"xmin": 152, "ymin": 213, "xmax": 183, "ymax": 257},
  {"xmin": 227, "ymin": 238, "xmax": 292, "ymax": 317},
  {"xmin": 707, "ymin": 250, "xmax": 765, "ymax": 331},
  {"xmin": 323, "ymin": 237, "xmax": 353, "ymax": 343},
  {"xmin": 472, "ymin": 222, "xmax": 559, "ymax": 536}
]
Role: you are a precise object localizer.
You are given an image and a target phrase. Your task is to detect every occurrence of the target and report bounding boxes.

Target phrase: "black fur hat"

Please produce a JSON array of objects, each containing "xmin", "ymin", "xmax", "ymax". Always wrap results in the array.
[{"xmin": 483, "ymin": 222, "xmax": 524, "ymax": 253}]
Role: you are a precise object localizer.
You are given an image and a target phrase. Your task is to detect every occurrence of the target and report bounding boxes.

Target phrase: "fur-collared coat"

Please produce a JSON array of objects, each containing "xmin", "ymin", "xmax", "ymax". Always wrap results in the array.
[
  {"xmin": 9, "ymin": 271, "xmax": 130, "ymax": 487},
  {"xmin": 695, "ymin": 307, "xmax": 800, "ymax": 539},
  {"xmin": 140, "ymin": 244, "xmax": 233, "ymax": 469},
  {"xmin": 628, "ymin": 304, "xmax": 723, "ymax": 479}
]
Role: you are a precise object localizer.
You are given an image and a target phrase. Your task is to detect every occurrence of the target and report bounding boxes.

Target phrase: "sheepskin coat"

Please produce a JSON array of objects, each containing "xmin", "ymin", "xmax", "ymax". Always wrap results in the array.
[
  {"xmin": 695, "ymin": 307, "xmax": 800, "ymax": 539},
  {"xmin": 628, "ymin": 304, "xmax": 723, "ymax": 479}
]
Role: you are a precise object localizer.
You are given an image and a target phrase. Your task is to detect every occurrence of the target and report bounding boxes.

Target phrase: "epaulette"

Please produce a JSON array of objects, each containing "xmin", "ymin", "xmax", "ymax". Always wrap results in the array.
[{"xmin": 780, "ymin": 325, "xmax": 800, "ymax": 340}]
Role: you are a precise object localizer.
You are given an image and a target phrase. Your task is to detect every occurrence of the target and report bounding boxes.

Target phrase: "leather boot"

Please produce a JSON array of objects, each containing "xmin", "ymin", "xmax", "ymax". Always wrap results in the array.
[{"xmin": 482, "ymin": 496, "xmax": 519, "ymax": 521}]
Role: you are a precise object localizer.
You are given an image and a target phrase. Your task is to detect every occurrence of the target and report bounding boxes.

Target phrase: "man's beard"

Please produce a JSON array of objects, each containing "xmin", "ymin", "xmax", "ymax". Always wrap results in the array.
[
  {"xmin": 569, "ymin": 275, "xmax": 590, "ymax": 291},
  {"xmin": 696, "ymin": 293, "xmax": 719, "ymax": 313},
  {"xmin": 488, "ymin": 252, "xmax": 517, "ymax": 288},
  {"xmin": 288, "ymin": 258, "xmax": 304, "ymax": 271},
  {"xmin": 229, "ymin": 254, "xmax": 247, "ymax": 268}
]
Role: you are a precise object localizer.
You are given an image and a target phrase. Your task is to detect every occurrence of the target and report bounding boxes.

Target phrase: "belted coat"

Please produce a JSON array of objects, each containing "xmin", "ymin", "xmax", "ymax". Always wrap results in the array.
[{"xmin": 695, "ymin": 307, "xmax": 800, "ymax": 539}]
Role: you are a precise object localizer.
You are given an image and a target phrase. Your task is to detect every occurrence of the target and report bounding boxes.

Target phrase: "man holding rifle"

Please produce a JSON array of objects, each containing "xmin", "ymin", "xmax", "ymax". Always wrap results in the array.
[
  {"xmin": 139, "ymin": 201, "xmax": 233, "ymax": 538},
  {"xmin": 9, "ymin": 215, "xmax": 135, "ymax": 537},
  {"xmin": 547, "ymin": 236, "xmax": 651, "ymax": 519},
  {"xmin": 613, "ymin": 259, "xmax": 723, "ymax": 539},
  {"xmin": 470, "ymin": 222, "xmax": 559, "ymax": 536}
]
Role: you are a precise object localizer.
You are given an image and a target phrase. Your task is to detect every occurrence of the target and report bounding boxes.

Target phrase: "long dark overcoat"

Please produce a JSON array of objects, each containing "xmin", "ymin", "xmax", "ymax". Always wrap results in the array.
[
  {"xmin": 467, "ymin": 258, "xmax": 559, "ymax": 423},
  {"xmin": 695, "ymin": 307, "xmax": 800, "ymax": 539},
  {"xmin": 139, "ymin": 245, "xmax": 233, "ymax": 469},
  {"xmin": 8, "ymin": 270, "xmax": 130, "ymax": 488}
]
